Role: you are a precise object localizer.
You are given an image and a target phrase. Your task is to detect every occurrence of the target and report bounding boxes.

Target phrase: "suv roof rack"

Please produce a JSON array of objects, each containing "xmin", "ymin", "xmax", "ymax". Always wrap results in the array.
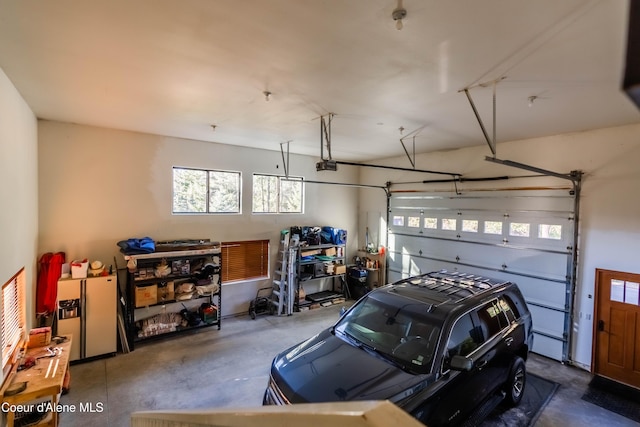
[{"xmin": 395, "ymin": 270, "xmax": 510, "ymax": 306}]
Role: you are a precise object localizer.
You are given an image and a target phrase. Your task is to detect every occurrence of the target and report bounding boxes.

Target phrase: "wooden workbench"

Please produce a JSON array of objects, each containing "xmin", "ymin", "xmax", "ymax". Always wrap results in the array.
[{"xmin": 1, "ymin": 335, "xmax": 72, "ymax": 427}]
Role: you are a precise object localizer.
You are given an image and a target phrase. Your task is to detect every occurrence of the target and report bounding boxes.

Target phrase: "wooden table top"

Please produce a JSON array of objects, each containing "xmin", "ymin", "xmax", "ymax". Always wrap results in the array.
[{"xmin": 1, "ymin": 335, "xmax": 72, "ymax": 404}]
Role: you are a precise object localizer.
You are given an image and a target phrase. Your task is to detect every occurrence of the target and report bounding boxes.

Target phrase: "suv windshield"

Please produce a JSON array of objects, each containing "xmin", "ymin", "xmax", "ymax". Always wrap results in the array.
[{"xmin": 334, "ymin": 293, "xmax": 440, "ymax": 374}]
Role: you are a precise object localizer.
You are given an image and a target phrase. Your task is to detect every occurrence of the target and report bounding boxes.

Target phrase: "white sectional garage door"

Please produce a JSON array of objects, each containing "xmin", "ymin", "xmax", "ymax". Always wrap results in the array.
[{"xmin": 387, "ymin": 189, "xmax": 576, "ymax": 361}]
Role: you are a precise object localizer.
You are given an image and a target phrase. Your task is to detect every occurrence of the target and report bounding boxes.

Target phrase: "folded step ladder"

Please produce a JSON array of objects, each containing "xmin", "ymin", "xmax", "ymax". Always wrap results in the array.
[{"xmin": 272, "ymin": 230, "xmax": 296, "ymax": 315}]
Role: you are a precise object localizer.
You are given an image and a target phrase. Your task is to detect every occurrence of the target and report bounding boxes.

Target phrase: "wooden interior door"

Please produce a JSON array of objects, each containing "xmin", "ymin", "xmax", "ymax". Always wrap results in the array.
[{"xmin": 594, "ymin": 269, "xmax": 640, "ymax": 389}]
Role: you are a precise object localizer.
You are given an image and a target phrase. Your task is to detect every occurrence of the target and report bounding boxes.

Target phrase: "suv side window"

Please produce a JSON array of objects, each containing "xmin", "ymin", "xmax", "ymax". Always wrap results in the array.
[
  {"xmin": 476, "ymin": 300, "xmax": 504, "ymax": 339},
  {"xmin": 499, "ymin": 295, "xmax": 519, "ymax": 322},
  {"xmin": 447, "ymin": 313, "xmax": 484, "ymax": 357}
]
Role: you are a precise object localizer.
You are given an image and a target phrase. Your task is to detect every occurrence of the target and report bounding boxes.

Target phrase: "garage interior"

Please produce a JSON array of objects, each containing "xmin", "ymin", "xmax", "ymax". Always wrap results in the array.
[{"xmin": 1, "ymin": 1, "xmax": 640, "ymax": 426}]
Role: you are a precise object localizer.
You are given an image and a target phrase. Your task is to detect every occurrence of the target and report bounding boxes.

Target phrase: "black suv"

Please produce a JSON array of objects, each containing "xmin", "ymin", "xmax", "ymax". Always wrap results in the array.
[{"xmin": 264, "ymin": 270, "xmax": 533, "ymax": 426}]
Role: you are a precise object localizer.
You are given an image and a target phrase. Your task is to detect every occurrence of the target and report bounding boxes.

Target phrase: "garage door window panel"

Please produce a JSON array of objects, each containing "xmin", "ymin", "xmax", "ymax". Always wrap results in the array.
[
  {"xmin": 484, "ymin": 221, "xmax": 503, "ymax": 235},
  {"xmin": 462, "ymin": 219, "xmax": 479, "ymax": 233},
  {"xmin": 424, "ymin": 218, "xmax": 438, "ymax": 229},
  {"xmin": 509, "ymin": 222, "xmax": 531, "ymax": 237},
  {"xmin": 407, "ymin": 216, "xmax": 421, "ymax": 228},
  {"xmin": 441, "ymin": 218, "xmax": 457, "ymax": 231},
  {"xmin": 538, "ymin": 224, "xmax": 562, "ymax": 240},
  {"xmin": 506, "ymin": 210, "xmax": 572, "ymax": 248}
]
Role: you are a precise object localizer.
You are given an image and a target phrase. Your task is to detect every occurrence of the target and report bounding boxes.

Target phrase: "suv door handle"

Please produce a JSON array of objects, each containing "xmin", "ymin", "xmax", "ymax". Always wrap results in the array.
[
  {"xmin": 476, "ymin": 359, "xmax": 488, "ymax": 370},
  {"xmin": 504, "ymin": 337, "xmax": 514, "ymax": 346}
]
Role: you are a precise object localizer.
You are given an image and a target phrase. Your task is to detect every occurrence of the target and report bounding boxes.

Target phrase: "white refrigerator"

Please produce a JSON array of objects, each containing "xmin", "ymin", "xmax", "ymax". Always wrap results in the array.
[{"xmin": 57, "ymin": 275, "xmax": 117, "ymax": 361}]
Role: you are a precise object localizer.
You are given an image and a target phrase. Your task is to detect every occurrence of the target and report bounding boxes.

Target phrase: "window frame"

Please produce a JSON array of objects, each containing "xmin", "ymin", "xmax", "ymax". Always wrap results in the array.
[
  {"xmin": 2, "ymin": 268, "xmax": 26, "ymax": 380},
  {"xmin": 252, "ymin": 174, "xmax": 304, "ymax": 214},
  {"xmin": 172, "ymin": 166, "xmax": 242, "ymax": 215}
]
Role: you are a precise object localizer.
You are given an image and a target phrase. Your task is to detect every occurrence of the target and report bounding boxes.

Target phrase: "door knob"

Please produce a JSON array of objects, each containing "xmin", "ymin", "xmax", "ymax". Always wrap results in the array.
[{"xmin": 598, "ymin": 320, "xmax": 605, "ymax": 331}]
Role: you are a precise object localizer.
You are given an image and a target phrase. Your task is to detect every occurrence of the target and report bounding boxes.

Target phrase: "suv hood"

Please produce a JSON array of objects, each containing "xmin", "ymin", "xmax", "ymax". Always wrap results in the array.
[{"xmin": 271, "ymin": 328, "xmax": 421, "ymax": 403}]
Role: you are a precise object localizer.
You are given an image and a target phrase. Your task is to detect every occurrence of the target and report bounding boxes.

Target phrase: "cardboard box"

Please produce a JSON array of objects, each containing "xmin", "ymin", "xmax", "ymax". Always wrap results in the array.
[
  {"xmin": 157, "ymin": 281, "xmax": 175, "ymax": 302},
  {"xmin": 300, "ymin": 249, "xmax": 321, "ymax": 257},
  {"xmin": 322, "ymin": 247, "xmax": 336, "ymax": 257},
  {"xmin": 28, "ymin": 327, "xmax": 51, "ymax": 348},
  {"xmin": 135, "ymin": 284, "xmax": 158, "ymax": 307},
  {"xmin": 334, "ymin": 264, "xmax": 347, "ymax": 275}
]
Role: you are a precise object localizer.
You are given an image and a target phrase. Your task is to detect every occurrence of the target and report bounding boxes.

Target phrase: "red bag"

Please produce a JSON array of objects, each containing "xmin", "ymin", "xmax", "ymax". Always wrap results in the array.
[{"xmin": 36, "ymin": 252, "xmax": 66, "ymax": 315}]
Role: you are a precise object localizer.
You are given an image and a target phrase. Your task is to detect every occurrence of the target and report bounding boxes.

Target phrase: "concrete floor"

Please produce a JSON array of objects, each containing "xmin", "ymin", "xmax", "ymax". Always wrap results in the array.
[{"xmin": 59, "ymin": 304, "xmax": 639, "ymax": 427}]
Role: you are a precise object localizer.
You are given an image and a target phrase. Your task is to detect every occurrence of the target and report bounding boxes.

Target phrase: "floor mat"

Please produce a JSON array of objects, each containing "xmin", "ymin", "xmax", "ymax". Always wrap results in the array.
[
  {"xmin": 481, "ymin": 373, "xmax": 559, "ymax": 427},
  {"xmin": 581, "ymin": 376, "xmax": 640, "ymax": 423}
]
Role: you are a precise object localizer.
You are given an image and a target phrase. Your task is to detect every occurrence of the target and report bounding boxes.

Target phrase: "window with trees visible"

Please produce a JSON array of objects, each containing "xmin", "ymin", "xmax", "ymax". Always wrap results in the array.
[
  {"xmin": 462, "ymin": 220, "xmax": 479, "ymax": 233},
  {"xmin": 424, "ymin": 218, "xmax": 438, "ymax": 229},
  {"xmin": 172, "ymin": 167, "xmax": 241, "ymax": 214},
  {"xmin": 539, "ymin": 224, "xmax": 562, "ymax": 240},
  {"xmin": 442, "ymin": 218, "xmax": 457, "ymax": 231},
  {"xmin": 509, "ymin": 222, "xmax": 530, "ymax": 237},
  {"xmin": 407, "ymin": 217, "xmax": 421, "ymax": 228},
  {"xmin": 484, "ymin": 221, "xmax": 503, "ymax": 235},
  {"xmin": 252, "ymin": 174, "xmax": 304, "ymax": 214}
]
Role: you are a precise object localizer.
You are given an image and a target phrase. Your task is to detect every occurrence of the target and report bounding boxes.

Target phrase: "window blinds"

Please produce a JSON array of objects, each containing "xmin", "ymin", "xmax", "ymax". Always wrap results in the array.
[
  {"xmin": 221, "ymin": 240, "xmax": 270, "ymax": 283},
  {"xmin": 2, "ymin": 268, "xmax": 26, "ymax": 370}
]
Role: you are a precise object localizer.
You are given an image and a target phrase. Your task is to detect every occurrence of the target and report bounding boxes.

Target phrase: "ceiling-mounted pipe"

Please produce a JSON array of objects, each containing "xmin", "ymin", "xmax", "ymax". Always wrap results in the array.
[
  {"xmin": 388, "ymin": 173, "xmax": 545, "ymax": 186},
  {"xmin": 334, "ymin": 160, "xmax": 461, "ymax": 177},
  {"xmin": 291, "ymin": 178, "xmax": 389, "ymax": 195},
  {"xmin": 420, "ymin": 175, "xmax": 510, "ymax": 184}
]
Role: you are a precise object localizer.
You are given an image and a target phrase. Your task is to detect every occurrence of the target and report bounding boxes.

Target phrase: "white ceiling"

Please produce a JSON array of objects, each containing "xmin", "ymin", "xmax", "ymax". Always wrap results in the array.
[{"xmin": 1, "ymin": 0, "xmax": 639, "ymax": 161}]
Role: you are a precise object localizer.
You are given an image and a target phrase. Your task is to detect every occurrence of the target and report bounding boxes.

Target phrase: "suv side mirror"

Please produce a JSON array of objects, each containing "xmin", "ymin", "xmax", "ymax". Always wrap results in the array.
[{"xmin": 449, "ymin": 355, "xmax": 473, "ymax": 371}]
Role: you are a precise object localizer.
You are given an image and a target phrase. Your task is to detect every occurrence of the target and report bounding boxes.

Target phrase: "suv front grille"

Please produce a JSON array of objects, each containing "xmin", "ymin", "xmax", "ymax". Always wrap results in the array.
[{"xmin": 265, "ymin": 375, "xmax": 290, "ymax": 405}]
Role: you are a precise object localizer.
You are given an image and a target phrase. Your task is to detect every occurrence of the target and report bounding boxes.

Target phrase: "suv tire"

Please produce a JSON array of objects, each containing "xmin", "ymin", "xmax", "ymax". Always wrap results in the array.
[{"xmin": 504, "ymin": 357, "xmax": 526, "ymax": 406}]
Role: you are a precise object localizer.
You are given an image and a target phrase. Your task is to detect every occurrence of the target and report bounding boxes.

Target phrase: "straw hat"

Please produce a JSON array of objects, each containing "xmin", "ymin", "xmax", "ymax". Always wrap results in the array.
[{"xmin": 89, "ymin": 260, "xmax": 105, "ymax": 276}]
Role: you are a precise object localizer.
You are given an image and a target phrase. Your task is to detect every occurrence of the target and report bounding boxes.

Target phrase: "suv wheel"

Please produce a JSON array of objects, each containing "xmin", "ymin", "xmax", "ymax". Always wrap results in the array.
[{"xmin": 504, "ymin": 357, "xmax": 526, "ymax": 406}]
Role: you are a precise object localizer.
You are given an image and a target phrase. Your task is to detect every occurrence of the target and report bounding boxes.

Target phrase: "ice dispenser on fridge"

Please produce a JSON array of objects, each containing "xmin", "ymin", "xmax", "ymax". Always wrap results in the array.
[{"xmin": 58, "ymin": 299, "xmax": 80, "ymax": 319}]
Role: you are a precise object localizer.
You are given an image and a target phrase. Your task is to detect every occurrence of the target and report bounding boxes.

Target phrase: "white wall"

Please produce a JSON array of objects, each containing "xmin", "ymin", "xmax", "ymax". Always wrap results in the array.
[
  {"xmin": 38, "ymin": 121, "xmax": 359, "ymax": 316},
  {"xmin": 357, "ymin": 123, "xmax": 640, "ymax": 370},
  {"xmin": 0, "ymin": 68, "xmax": 39, "ymax": 327}
]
